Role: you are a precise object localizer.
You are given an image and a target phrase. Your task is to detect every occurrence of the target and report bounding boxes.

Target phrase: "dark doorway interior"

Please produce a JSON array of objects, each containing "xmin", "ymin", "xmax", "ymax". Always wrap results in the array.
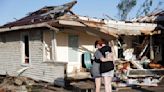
[{"xmin": 24, "ymin": 35, "xmax": 29, "ymax": 64}]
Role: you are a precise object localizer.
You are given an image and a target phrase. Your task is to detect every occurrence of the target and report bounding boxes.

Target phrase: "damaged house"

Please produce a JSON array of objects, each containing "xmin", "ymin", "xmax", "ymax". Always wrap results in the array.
[
  {"xmin": 0, "ymin": 0, "xmax": 163, "ymax": 87},
  {"xmin": 104, "ymin": 10, "xmax": 164, "ymax": 86},
  {"xmin": 0, "ymin": 1, "xmax": 116, "ymax": 84},
  {"xmin": 132, "ymin": 10, "xmax": 164, "ymax": 64},
  {"xmin": 107, "ymin": 10, "xmax": 164, "ymax": 65}
]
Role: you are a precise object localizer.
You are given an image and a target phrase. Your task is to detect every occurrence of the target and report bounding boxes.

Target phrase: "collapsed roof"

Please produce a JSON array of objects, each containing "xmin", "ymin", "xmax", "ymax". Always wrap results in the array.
[
  {"xmin": 0, "ymin": 0, "xmax": 161, "ymax": 37},
  {"xmin": 132, "ymin": 10, "xmax": 164, "ymax": 23},
  {"xmin": 0, "ymin": 0, "xmax": 117, "ymax": 38},
  {"xmin": 1, "ymin": 0, "xmax": 77, "ymax": 28},
  {"xmin": 104, "ymin": 20, "xmax": 157, "ymax": 35}
]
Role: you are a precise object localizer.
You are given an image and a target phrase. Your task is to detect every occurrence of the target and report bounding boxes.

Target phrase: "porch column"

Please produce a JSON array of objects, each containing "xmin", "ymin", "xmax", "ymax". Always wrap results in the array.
[{"xmin": 150, "ymin": 34, "xmax": 154, "ymax": 60}]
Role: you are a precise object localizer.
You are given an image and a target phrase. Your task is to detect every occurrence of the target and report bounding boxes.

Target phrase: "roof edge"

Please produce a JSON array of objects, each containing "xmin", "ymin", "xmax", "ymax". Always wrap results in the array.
[{"xmin": 0, "ymin": 22, "xmax": 59, "ymax": 32}]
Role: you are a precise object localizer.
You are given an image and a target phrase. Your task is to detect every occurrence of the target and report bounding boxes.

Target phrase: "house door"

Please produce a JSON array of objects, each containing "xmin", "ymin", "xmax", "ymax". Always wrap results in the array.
[
  {"xmin": 68, "ymin": 35, "xmax": 79, "ymax": 62},
  {"xmin": 21, "ymin": 33, "xmax": 30, "ymax": 64}
]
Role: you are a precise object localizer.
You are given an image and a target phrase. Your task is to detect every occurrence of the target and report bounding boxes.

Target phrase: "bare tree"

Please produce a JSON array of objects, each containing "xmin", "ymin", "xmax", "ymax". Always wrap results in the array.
[
  {"xmin": 117, "ymin": 0, "xmax": 136, "ymax": 20},
  {"xmin": 117, "ymin": 0, "xmax": 163, "ymax": 20}
]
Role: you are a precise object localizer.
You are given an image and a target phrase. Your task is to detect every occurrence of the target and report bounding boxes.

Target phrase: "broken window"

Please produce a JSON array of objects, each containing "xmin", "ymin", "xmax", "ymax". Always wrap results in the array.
[{"xmin": 68, "ymin": 34, "xmax": 79, "ymax": 62}]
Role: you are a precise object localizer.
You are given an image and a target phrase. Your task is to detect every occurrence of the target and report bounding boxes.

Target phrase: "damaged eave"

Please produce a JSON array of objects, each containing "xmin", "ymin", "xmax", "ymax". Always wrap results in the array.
[
  {"xmin": 99, "ymin": 26, "xmax": 119, "ymax": 38},
  {"xmin": 105, "ymin": 20, "xmax": 158, "ymax": 35},
  {"xmin": 57, "ymin": 17, "xmax": 118, "ymax": 38},
  {"xmin": 0, "ymin": 22, "xmax": 59, "ymax": 33},
  {"xmin": 57, "ymin": 15, "xmax": 105, "ymax": 27},
  {"xmin": 84, "ymin": 22, "xmax": 119, "ymax": 38},
  {"xmin": 58, "ymin": 20, "xmax": 86, "ymax": 27}
]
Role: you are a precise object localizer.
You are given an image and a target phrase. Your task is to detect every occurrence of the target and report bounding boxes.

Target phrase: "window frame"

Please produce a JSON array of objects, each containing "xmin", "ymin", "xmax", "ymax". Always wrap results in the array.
[{"xmin": 21, "ymin": 32, "xmax": 30, "ymax": 66}]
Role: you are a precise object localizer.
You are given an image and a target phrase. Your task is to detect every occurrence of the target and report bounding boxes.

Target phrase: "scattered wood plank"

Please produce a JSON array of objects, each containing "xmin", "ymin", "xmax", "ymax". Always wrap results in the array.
[{"xmin": 127, "ymin": 69, "xmax": 164, "ymax": 77}]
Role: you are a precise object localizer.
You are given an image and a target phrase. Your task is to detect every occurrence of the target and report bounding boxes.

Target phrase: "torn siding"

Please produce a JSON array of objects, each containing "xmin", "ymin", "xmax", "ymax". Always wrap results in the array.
[{"xmin": 104, "ymin": 20, "xmax": 157, "ymax": 35}]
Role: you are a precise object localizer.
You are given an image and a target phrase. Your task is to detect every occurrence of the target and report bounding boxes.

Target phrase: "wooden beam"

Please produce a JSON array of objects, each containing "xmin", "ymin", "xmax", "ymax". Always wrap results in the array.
[
  {"xmin": 58, "ymin": 20, "xmax": 85, "ymax": 27},
  {"xmin": 150, "ymin": 34, "xmax": 154, "ymax": 60}
]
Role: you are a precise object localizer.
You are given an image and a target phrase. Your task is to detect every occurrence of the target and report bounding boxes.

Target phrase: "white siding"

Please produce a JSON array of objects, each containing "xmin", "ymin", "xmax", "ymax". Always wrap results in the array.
[
  {"xmin": 56, "ymin": 30, "xmax": 99, "ymax": 73},
  {"xmin": 0, "ymin": 29, "xmax": 66, "ymax": 83}
]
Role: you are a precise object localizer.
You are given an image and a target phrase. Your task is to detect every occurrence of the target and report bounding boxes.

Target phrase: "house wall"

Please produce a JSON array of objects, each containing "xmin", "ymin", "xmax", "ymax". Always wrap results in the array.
[
  {"xmin": 0, "ymin": 31, "xmax": 21, "ymax": 75},
  {"xmin": 0, "ymin": 29, "xmax": 66, "ymax": 84},
  {"xmin": 0, "ymin": 27, "xmax": 114, "ymax": 82},
  {"xmin": 56, "ymin": 29, "xmax": 98, "ymax": 73}
]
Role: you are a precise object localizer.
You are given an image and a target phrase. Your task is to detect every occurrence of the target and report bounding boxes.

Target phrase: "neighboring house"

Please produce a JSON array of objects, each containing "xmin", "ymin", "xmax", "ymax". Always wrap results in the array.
[
  {"xmin": 104, "ymin": 19, "xmax": 158, "ymax": 60},
  {"xmin": 104, "ymin": 11, "xmax": 164, "ymax": 84},
  {"xmin": 102, "ymin": 10, "xmax": 164, "ymax": 63},
  {"xmin": 131, "ymin": 10, "xmax": 164, "ymax": 63},
  {"xmin": 0, "ymin": 1, "xmax": 116, "ymax": 84},
  {"xmin": 103, "ymin": 10, "xmax": 164, "ymax": 86}
]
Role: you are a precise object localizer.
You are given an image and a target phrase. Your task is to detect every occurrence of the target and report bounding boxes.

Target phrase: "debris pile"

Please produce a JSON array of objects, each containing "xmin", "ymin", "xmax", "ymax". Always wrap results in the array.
[
  {"xmin": 114, "ymin": 37, "xmax": 164, "ymax": 86},
  {"xmin": 0, "ymin": 75, "xmax": 70, "ymax": 92}
]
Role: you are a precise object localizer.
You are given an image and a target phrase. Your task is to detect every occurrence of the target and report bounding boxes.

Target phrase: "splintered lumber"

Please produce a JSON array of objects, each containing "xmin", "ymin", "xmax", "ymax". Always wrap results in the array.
[
  {"xmin": 138, "ymin": 36, "xmax": 149, "ymax": 58},
  {"xmin": 139, "ymin": 44, "xmax": 148, "ymax": 58},
  {"xmin": 116, "ymin": 60, "xmax": 143, "ymax": 69},
  {"xmin": 150, "ymin": 35, "xmax": 154, "ymax": 60},
  {"xmin": 130, "ymin": 60, "xmax": 144, "ymax": 69},
  {"xmin": 127, "ymin": 69, "xmax": 164, "ymax": 77}
]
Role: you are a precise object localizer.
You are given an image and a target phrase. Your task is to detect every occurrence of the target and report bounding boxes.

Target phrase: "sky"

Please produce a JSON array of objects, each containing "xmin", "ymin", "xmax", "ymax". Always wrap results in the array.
[{"xmin": 0, "ymin": 0, "xmax": 163, "ymax": 26}]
